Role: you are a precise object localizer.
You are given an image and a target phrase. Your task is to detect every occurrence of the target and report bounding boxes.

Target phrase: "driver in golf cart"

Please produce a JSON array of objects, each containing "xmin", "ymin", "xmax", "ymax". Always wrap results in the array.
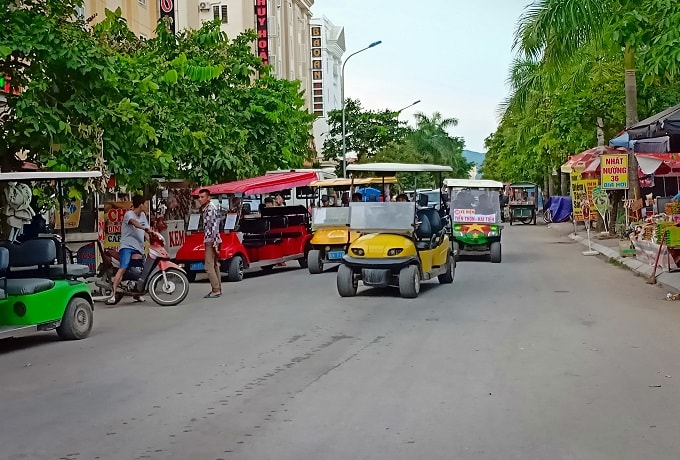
[{"xmin": 108, "ymin": 195, "xmax": 150, "ymax": 304}]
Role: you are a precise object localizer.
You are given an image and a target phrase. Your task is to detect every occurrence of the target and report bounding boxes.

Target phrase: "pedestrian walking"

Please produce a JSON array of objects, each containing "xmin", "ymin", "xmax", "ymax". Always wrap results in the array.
[{"xmin": 197, "ymin": 188, "xmax": 222, "ymax": 298}]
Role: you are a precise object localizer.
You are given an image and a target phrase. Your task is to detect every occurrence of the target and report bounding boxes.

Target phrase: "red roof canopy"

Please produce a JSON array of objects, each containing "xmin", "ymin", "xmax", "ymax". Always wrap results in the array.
[{"xmin": 193, "ymin": 171, "xmax": 318, "ymax": 196}]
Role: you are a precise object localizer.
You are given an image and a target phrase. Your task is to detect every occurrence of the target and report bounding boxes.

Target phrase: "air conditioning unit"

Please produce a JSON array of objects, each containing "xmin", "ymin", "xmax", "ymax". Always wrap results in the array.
[{"xmin": 199, "ymin": 2, "xmax": 210, "ymax": 11}]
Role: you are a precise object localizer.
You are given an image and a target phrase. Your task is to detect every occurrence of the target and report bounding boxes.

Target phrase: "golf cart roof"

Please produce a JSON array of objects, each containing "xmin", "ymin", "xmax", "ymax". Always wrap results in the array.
[
  {"xmin": 194, "ymin": 171, "xmax": 318, "ymax": 196},
  {"xmin": 347, "ymin": 163, "xmax": 453, "ymax": 173},
  {"xmin": 0, "ymin": 171, "xmax": 102, "ymax": 181},
  {"xmin": 309, "ymin": 177, "xmax": 397, "ymax": 187},
  {"xmin": 509, "ymin": 181, "xmax": 537, "ymax": 188},
  {"xmin": 444, "ymin": 178, "xmax": 504, "ymax": 189}
]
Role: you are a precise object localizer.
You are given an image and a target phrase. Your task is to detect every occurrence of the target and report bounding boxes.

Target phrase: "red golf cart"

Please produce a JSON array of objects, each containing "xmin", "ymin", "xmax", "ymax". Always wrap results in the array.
[{"xmin": 175, "ymin": 171, "xmax": 317, "ymax": 282}]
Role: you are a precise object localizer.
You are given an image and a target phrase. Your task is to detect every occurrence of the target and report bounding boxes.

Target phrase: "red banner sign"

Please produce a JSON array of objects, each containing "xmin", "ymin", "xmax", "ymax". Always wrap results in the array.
[{"xmin": 254, "ymin": 0, "xmax": 269, "ymax": 65}]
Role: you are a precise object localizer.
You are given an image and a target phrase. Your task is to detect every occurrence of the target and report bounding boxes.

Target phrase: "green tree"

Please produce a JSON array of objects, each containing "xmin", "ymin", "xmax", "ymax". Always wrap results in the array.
[
  {"xmin": 322, "ymin": 98, "xmax": 411, "ymax": 174},
  {"xmin": 0, "ymin": 1, "xmax": 314, "ymax": 189},
  {"xmin": 410, "ymin": 111, "xmax": 471, "ymax": 178}
]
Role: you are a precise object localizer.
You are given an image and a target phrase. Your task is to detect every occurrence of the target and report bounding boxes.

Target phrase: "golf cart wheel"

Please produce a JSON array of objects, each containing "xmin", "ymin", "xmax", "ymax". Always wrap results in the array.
[
  {"xmin": 438, "ymin": 254, "xmax": 455, "ymax": 284},
  {"xmin": 57, "ymin": 297, "xmax": 93, "ymax": 340},
  {"xmin": 185, "ymin": 270, "xmax": 197, "ymax": 283},
  {"xmin": 399, "ymin": 265, "xmax": 421, "ymax": 299},
  {"xmin": 452, "ymin": 242, "xmax": 460, "ymax": 261},
  {"xmin": 148, "ymin": 268, "xmax": 190, "ymax": 306},
  {"xmin": 490, "ymin": 242, "xmax": 502, "ymax": 263},
  {"xmin": 337, "ymin": 264, "xmax": 357, "ymax": 297},
  {"xmin": 227, "ymin": 255, "xmax": 244, "ymax": 282},
  {"xmin": 308, "ymin": 249, "xmax": 324, "ymax": 274}
]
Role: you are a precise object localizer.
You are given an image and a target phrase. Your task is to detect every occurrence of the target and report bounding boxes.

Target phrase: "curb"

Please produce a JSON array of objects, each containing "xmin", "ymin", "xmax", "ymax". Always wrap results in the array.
[{"xmin": 567, "ymin": 233, "xmax": 680, "ymax": 294}]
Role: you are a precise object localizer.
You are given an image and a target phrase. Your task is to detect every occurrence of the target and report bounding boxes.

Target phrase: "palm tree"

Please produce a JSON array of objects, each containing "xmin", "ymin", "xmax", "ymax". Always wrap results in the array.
[
  {"xmin": 513, "ymin": 0, "xmax": 641, "ymax": 197},
  {"xmin": 410, "ymin": 112, "xmax": 470, "ymax": 177}
]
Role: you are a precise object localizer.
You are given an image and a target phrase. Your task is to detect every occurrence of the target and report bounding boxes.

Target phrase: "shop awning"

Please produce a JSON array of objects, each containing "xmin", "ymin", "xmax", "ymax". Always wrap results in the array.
[
  {"xmin": 635, "ymin": 153, "xmax": 680, "ymax": 176},
  {"xmin": 193, "ymin": 171, "xmax": 318, "ymax": 196},
  {"xmin": 561, "ymin": 146, "xmax": 626, "ymax": 176},
  {"xmin": 628, "ymin": 103, "xmax": 680, "ymax": 140}
]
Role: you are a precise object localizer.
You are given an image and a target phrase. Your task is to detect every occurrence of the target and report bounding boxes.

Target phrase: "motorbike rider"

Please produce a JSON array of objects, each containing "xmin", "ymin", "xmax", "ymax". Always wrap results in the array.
[{"xmin": 107, "ymin": 195, "xmax": 150, "ymax": 304}]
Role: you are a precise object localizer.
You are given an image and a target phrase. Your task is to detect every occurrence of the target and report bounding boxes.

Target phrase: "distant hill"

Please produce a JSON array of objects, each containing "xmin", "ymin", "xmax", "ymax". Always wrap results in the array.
[{"xmin": 462, "ymin": 150, "xmax": 485, "ymax": 179}]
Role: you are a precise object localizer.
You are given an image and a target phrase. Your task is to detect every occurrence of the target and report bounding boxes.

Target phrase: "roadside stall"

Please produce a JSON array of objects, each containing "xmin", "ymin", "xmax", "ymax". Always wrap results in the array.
[{"xmin": 151, "ymin": 179, "xmax": 193, "ymax": 259}]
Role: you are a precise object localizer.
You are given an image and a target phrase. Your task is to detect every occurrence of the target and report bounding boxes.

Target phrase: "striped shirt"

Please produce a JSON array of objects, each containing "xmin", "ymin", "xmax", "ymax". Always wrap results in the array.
[{"xmin": 202, "ymin": 201, "xmax": 222, "ymax": 248}]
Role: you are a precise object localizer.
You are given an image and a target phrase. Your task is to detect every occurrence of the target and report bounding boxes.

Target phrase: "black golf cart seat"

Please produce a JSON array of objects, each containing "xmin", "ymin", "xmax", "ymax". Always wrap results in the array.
[
  {"xmin": 0, "ymin": 247, "xmax": 55, "ymax": 296},
  {"xmin": 0, "ymin": 238, "xmax": 90, "ymax": 279}
]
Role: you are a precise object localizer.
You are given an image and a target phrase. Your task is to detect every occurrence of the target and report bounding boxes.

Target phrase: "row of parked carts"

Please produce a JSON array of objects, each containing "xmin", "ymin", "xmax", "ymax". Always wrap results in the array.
[{"xmin": 0, "ymin": 165, "xmax": 543, "ymax": 343}]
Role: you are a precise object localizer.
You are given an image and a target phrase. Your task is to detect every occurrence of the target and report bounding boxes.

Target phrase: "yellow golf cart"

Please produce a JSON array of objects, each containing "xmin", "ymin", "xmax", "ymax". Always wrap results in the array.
[
  {"xmin": 337, "ymin": 163, "xmax": 454, "ymax": 298},
  {"xmin": 307, "ymin": 177, "xmax": 396, "ymax": 274}
]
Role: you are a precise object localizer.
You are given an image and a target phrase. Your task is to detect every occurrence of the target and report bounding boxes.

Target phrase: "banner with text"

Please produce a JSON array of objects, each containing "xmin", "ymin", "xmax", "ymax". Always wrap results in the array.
[
  {"xmin": 601, "ymin": 154, "xmax": 629, "ymax": 190},
  {"xmin": 570, "ymin": 175, "xmax": 599, "ymax": 222},
  {"xmin": 453, "ymin": 209, "xmax": 496, "ymax": 223}
]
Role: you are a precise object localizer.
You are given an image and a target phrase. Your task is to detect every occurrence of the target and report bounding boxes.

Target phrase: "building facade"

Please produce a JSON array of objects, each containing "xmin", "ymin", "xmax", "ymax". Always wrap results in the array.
[
  {"xmin": 176, "ymin": 0, "xmax": 314, "ymax": 111},
  {"xmin": 309, "ymin": 16, "xmax": 345, "ymax": 160},
  {"xmin": 81, "ymin": 0, "xmax": 159, "ymax": 38},
  {"xmin": 79, "ymin": 1, "xmax": 314, "ymax": 109}
]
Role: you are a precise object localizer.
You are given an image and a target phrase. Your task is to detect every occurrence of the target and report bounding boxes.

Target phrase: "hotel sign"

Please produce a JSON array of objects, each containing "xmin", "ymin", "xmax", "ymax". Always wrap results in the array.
[
  {"xmin": 255, "ymin": 0, "xmax": 269, "ymax": 65},
  {"xmin": 310, "ymin": 25, "xmax": 323, "ymax": 116}
]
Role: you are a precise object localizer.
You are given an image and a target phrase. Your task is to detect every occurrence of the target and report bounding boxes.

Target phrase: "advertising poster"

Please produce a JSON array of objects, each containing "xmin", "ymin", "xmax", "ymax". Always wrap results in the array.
[
  {"xmin": 601, "ymin": 154, "xmax": 629, "ymax": 190},
  {"xmin": 570, "ymin": 174, "xmax": 599, "ymax": 222},
  {"xmin": 54, "ymin": 198, "xmax": 82, "ymax": 230},
  {"xmin": 104, "ymin": 201, "xmax": 132, "ymax": 250}
]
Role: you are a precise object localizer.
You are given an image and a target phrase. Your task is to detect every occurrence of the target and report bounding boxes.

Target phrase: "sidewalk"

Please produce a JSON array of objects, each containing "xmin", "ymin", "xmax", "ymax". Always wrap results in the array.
[{"xmin": 547, "ymin": 221, "xmax": 680, "ymax": 295}]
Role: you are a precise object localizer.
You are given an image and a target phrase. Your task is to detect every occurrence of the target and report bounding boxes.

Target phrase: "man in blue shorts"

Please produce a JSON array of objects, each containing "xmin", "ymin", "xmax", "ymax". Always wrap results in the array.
[{"xmin": 107, "ymin": 195, "xmax": 150, "ymax": 304}]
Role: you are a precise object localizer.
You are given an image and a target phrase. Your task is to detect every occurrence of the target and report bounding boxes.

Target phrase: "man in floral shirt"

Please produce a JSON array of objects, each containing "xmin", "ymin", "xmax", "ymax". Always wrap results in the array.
[{"xmin": 198, "ymin": 189, "xmax": 222, "ymax": 298}]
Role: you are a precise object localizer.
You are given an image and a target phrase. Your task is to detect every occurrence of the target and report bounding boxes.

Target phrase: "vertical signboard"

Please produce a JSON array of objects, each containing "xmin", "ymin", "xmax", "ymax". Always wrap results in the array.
[
  {"xmin": 160, "ymin": 0, "xmax": 176, "ymax": 34},
  {"xmin": 569, "ymin": 173, "xmax": 599, "ymax": 222},
  {"xmin": 310, "ymin": 25, "xmax": 324, "ymax": 117},
  {"xmin": 600, "ymin": 154, "xmax": 629, "ymax": 190},
  {"xmin": 255, "ymin": 0, "xmax": 269, "ymax": 65}
]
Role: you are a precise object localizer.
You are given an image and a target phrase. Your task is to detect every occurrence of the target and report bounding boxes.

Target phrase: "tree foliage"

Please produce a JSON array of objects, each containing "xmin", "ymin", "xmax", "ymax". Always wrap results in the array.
[
  {"xmin": 483, "ymin": 0, "xmax": 680, "ymax": 186},
  {"xmin": 0, "ymin": 0, "xmax": 314, "ymax": 190},
  {"xmin": 322, "ymin": 98, "xmax": 411, "ymax": 169}
]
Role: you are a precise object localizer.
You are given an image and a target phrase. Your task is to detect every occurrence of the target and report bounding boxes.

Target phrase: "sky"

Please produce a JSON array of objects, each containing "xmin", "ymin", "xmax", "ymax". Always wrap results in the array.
[{"xmin": 310, "ymin": 0, "xmax": 533, "ymax": 153}]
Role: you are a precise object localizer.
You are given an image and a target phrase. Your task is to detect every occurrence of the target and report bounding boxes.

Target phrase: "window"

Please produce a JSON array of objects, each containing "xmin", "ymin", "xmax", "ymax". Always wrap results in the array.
[
  {"xmin": 74, "ymin": 5, "xmax": 85, "ymax": 19},
  {"xmin": 138, "ymin": 0, "xmax": 146, "ymax": 5},
  {"xmin": 213, "ymin": 5, "xmax": 228, "ymax": 23}
]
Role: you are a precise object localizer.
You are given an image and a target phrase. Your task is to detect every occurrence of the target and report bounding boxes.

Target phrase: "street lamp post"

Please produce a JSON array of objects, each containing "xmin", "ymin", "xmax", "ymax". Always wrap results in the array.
[
  {"xmin": 341, "ymin": 40, "xmax": 382, "ymax": 178},
  {"xmin": 396, "ymin": 100, "xmax": 421, "ymax": 116}
]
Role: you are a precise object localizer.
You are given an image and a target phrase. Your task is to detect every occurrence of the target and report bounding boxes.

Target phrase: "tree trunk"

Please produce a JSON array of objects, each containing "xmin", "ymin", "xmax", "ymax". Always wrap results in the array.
[
  {"xmin": 624, "ymin": 44, "xmax": 641, "ymax": 202},
  {"xmin": 561, "ymin": 172, "xmax": 569, "ymax": 196},
  {"xmin": 596, "ymin": 117, "xmax": 605, "ymax": 147}
]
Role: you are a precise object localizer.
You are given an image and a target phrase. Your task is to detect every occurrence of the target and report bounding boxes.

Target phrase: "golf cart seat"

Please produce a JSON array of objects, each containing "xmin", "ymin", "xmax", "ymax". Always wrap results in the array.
[
  {"xmin": 0, "ymin": 238, "xmax": 90, "ymax": 279},
  {"xmin": 0, "ymin": 247, "xmax": 54, "ymax": 296},
  {"xmin": 415, "ymin": 211, "xmax": 433, "ymax": 250}
]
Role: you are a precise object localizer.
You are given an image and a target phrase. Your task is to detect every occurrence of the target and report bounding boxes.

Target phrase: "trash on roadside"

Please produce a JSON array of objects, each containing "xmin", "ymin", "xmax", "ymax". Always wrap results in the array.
[{"xmin": 666, "ymin": 293, "xmax": 680, "ymax": 301}]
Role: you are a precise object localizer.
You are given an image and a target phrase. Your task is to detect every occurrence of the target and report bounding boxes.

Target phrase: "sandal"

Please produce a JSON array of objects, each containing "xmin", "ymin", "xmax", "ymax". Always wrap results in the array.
[
  {"xmin": 204, "ymin": 292, "xmax": 222, "ymax": 298},
  {"xmin": 106, "ymin": 296, "xmax": 117, "ymax": 305},
  {"xmin": 133, "ymin": 295, "xmax": 145, "ymax": 303}
]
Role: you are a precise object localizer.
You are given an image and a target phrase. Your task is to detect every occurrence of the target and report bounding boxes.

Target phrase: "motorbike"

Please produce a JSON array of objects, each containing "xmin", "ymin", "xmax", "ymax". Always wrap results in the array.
[{"xmin": 95, "ymin": 230, "xmax": 190, "ymax": 306}]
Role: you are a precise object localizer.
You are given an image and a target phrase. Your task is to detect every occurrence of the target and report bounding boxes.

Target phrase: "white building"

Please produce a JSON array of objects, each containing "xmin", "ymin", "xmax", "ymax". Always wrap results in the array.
[
  {"xmin": 309, "ymin": 16, "xmax": 345, "ymax": 160},
  {"xmin": 176, "ymin": 0, "xmax": 314, "ymax": 111}
]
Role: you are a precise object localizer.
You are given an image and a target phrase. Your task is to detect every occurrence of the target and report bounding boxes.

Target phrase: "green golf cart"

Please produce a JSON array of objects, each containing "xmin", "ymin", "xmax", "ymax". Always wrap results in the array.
[
  {"xmin": 0, "ymin": 171, "xmax": 98, "ymax": 341},
  {"xmin": 445, "ymin": 178, "xmax": 503, "ymax": 263}
]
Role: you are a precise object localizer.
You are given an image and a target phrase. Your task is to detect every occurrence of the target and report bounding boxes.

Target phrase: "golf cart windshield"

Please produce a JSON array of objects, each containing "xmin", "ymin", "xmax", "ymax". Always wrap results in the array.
[
  {"xmin": 312, "ymin": 206, "xmax": 350, "ymax": 228},
  {"xmin": 450, "ymin": 189, "xmax": 501, "ymax": 224},
  {"xmin": 349, "ymin": 202, "xmax": 415, "ymax": 234}
]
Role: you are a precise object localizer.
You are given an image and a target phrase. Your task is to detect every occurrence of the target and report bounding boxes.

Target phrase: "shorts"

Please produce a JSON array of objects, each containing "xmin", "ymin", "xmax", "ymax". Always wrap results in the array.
[{"xmin": 119, "ymin": 248, "xmax": 143, "ymax": 269}]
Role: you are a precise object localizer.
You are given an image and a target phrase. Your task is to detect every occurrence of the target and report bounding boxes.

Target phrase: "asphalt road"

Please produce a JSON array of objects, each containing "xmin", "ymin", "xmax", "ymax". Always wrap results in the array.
[{"xmin": 2, "ymin": 223, "xmax": 680, "ymax": 460}]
